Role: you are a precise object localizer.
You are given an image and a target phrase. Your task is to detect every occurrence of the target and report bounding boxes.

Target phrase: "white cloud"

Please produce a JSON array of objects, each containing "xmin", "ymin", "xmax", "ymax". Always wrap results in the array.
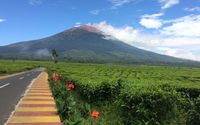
[
  {"xmin": 158, "ymin": 0, "xmax": 179, "ymax": 9},
  {"xmin": 157, "ymin": 47, "xmax": 200, "ymax": 61},
  {"xmin": 142, "ymin": 13, "xmax": 164, "ymax": 18},
  {"xmin": 91, "ymin": 20, "xmax": 200, "ymax": 61},
  {"xmin": 0, "ymin": 19, "xmax": 5, "ymax": 22},
  {"xmin": 89, "ymin": 10, "xmax": 100, "ymax": 15},
  {"xmin": 139, "ymin": 13, "xmax": 164, "ymax": 29},
  {"xmin": 185, "ymin": 7, "xmax": 200, "ymax": 12},
  {"xmin": 29, "ymin": 0, "xmax": 43, "ymax": 5},
  {"xmin": 93, "ymin": 21, "xmax": 161, "ymax": 48},
  {"xmin": 158, "ymin": 14, "xmax": 200, "ymax": 60},
  {"xmin": 161, "ymin": 37, "xmax": 200, "ymax": 47},
  {"xmin": 35, "ymin": 49, "xmax": 50, "ymax": 57},
  {"xmin": 75, "ymin": 22, "xmax": 81, "ymax": 27},
  {"xmin": 75, "ymin": 22, "xmax": 81, "ymax": 25},
  {"xmin": 140, "ymin": 18, "xmax": 163, "ymax": 29},
  {"xmin": 108, "ymin": 0, "xmax": 132, "ymax": 9},
  {"xmin": 161, "ymin": 15, "xmax": 200, "ymax": 37}
]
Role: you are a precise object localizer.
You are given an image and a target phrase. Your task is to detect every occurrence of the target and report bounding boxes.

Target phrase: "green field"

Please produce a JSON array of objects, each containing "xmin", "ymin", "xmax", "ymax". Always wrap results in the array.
[
  {"xmin": 47, "ymin": 63, "xmax": 200, "ymax": 125},
  {"xmin": 0, "ymin": 60, "xmax": 51, "ymax": 76},
  {"xmin": 1, "ymin": 60, "xmax": 200, "ymax": 125},
  {"xmin": 57, "ymin": 63, "xmax": 200, "ymax": 89}
]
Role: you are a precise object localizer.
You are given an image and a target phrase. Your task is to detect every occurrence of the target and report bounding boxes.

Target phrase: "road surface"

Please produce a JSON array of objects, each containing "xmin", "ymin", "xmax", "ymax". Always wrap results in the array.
[{"xmin": 0, "ymin": 68, "xmax": 44, "ymax": 124}]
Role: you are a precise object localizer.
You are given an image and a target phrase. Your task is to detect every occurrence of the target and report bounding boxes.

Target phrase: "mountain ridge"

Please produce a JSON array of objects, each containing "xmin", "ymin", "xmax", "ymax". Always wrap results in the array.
[{"xmin": 0, "ymin": 25, "xmax": 199, "ymax": 66}]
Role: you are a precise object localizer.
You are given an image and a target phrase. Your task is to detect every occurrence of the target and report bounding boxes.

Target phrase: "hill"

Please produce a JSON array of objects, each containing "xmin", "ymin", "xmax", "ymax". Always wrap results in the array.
[{"xmin": 0, "ymin": 25, "xmax": 199, "ymax": 65}]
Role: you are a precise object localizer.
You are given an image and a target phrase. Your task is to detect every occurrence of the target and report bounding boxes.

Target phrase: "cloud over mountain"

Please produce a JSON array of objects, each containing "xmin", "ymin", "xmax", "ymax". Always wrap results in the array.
[{"xmin": 92, "ymin": 14, "xmax": 200, "ymax": 61}]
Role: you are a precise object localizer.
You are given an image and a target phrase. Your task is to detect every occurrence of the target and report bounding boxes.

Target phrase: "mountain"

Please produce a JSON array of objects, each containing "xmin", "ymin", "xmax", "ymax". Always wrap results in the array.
[{"xmin": 0, "ymin": 25, "xmax": 199, "ymax": 65}]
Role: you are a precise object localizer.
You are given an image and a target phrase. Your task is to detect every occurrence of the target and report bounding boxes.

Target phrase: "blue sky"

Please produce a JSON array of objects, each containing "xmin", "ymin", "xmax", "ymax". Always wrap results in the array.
[{"xmin": 0, "ymin": 0, "xmax": 200, "ymax": 60}]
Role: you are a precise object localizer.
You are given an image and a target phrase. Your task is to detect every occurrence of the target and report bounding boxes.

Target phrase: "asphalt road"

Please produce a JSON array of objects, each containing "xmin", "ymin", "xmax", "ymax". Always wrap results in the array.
[{"xmin": 0, "ymin": 68, "xmax": 45, "ymax": 124}]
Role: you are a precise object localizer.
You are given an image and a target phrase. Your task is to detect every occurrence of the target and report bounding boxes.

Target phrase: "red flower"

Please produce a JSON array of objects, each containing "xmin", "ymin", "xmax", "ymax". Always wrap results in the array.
[
  {"xmin": 59, "ymin": 74, "xmax": 63, "ymax": 80},
  {"xmin": 53, "ymin": 73, "xmax": 58, "ymax": 85},
  {"xmin": 67, "ymin": 80, "xmax": 71, "ymax": 85},
  {"xmin": 91, "ymin": 111, "xmax": 99, "ymax": 119},
  {"xmin": 68, "ymin": 83, "xmax": 75, "ymax": 90}
]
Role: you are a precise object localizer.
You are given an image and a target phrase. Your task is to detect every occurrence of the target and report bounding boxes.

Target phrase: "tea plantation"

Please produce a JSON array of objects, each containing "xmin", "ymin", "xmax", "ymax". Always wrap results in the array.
[
  {"xmin": 1, "ymin": 60, "xmax": 200, "ymax": 125},
  {"xmin": 48, "ymin": 63, "xmax": 200, "ymax": 125}
]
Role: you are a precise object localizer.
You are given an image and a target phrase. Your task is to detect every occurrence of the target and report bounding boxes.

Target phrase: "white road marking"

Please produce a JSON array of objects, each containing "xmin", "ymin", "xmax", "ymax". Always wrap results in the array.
[
  {"xmin": 0, "ymin": 83, "xmax": 10, "ymax": 89},
  {"xmin": 19, "ymin": 77, "xmax": 24, "ymax": 80}
]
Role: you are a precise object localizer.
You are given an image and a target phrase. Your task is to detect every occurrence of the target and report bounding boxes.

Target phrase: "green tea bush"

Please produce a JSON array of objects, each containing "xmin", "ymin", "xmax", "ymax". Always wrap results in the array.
[
  {"xmin": 184, "ymin": 96, "xmax": 200, "ymax": 125},
  {"xmin": 186, "ymin": 110, "xmax": 200, "ymax": 125},
  {"xmin": 176, "ymin": 88, "xmax": 200, "ymax": 98},
  {"xmin": 75, "ymin": 79, "xmax": 122, "ymax": 103},
  {"xmin": 0, "ymin": 70, "xmax": 7, "ymax": 74},
  {"xmin": 119, "ymin": 86, "xmax": 179, "ymax": 125}
]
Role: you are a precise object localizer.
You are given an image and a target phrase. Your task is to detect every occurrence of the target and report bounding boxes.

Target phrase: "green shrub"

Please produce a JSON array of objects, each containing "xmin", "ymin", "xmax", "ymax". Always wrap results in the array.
[
  {"xmin": 0, "ymin": 70, "xmax": 7, "ymax": 74},
  {"xmin": 177, "ymin": 88, "xmax": 200, "ymax": 98},
  {"xmin": 119, "ymin": 87, "xmax": 179, "ymax": 125},
  {"xmin": 186, "ymin": 110, "xmax": 200, "ymax": 125},
  {"xmin": 185, "ymin": 97, "xmax": 200, "ymax": 125},
  {"xmin": 75, "ymin": 79, "xmax": 122, "ymax": 103}
]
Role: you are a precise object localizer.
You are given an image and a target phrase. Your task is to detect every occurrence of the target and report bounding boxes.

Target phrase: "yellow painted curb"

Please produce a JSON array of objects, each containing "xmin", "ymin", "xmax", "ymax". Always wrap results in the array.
[
  {"xmin": 26, "ymin": 93, "xmax": 52, "ymax": 96},
  {"xmin": 30, "ymin": 88, "xmax": 50, "ymax": 89},
  {"xmin": 6, "ymin": 72, "xmax": 61, "ymax": 125},
  {"xmin": 21, "ymin": 100, "xmax": 55, "ymax": 104},
  {"xmin": 24, "ymin": 96, "xmax": 53, "ymax": 99},
  {"xmin": 16, "ymin": 107, "xmax": 57, "ymax": 112},
  {"xmin": 28, "ymin": 90, "xmax": 51, "ymax": 92},
  {"xmin": 9, "ymin": 116, "xmax": 60, "ymax": 123}
]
